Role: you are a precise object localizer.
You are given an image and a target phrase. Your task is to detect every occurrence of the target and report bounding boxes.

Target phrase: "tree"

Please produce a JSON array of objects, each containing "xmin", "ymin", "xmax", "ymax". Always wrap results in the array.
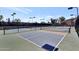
[
  {"xmin": 0, "ymin": 15, "xmax": 3, "ymax": 21},
  {"xmin": 59, "ymin": 16, "xmax": 65, "ymax": 22},
  {"xmin": 15, "ymin": 18, "xmax": 21, "ymax": 22},
  {"xmin": 6, "ymin": 18, "xmax": 10, "ymax": 25},
  {"xmin": 59, "ymin": 16, "xmax": 66, "ymax": 26},
  {"xmin": 11, "ymin": 12, "xmax": 16, "ymax": 21},
  {"xmin": 0, "ymin": 15, "xmax": 5, "ymax": 35},
  {"xmin": 50, "ymin": 18, "xmax": 57, "ymax": 24},
  {"xmin": 0, "ymin": 15, "xmax": 3, "ymax": 23}
]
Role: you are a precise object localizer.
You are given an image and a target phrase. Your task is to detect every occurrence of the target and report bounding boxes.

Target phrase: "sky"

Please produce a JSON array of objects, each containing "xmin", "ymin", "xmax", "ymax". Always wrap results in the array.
[{"xmin": 0, "ymin": 7, "xmax": 78, "ymax": 23}]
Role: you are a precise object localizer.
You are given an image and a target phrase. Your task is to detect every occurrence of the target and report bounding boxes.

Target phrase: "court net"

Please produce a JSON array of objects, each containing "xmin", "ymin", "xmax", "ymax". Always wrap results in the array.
[
  {"xmin": 40, "ymin": 26, "xmax": 70, "ymax": 33},
  {"xmin": 0, "ymin": 26, "xmax": 70, "ymax": 35}
]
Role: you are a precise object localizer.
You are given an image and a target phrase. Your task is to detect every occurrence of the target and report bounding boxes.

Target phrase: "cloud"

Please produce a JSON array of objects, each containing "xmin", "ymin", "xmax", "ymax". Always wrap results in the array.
[
  {"xmin": 24, "ymin": 8, "xmax": 32, "ymax": 12},
  {"xmin": 6, "ymin": 7, "xmax": 32, "ymax": 15},
  {"xmin": 46, "ymin": 16, "xmax": 58, "ymax": 19},
  {"xmin": 46, "ymin": 16, "xmax": 53, "ymax": 18}
]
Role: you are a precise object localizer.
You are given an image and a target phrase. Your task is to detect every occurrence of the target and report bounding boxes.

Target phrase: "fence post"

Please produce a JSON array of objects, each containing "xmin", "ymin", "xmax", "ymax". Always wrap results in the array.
[
  {"xmin": 3, "ymin": 26, "xmax": 5, "ymax": 35},
  {"xmin": 68, "ymin": 26, "xmax": 71, "ymax": 33}
]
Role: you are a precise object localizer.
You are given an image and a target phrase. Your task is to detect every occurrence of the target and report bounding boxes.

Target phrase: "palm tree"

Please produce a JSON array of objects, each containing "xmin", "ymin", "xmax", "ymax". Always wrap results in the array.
[
  {"xmin": 0, "ymin": 15, "xmax": 3, "ymax": 25},
  {"xmin": 0, "ymin": 15, "xmax": 5, "ymax": 35},
  {"xmin": 11, "ymin": 12, "xmax": 16, "ymax": 21}
]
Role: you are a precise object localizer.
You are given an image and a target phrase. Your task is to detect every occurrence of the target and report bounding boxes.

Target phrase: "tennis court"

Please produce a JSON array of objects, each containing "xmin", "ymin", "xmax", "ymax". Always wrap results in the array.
[
  {"xmin": 18, "ymin": 26, "xmax": 68, "ymax": 51},
  {"xmin": 0, "ymin": 26, "xmax": 69, "ymax": 51}
]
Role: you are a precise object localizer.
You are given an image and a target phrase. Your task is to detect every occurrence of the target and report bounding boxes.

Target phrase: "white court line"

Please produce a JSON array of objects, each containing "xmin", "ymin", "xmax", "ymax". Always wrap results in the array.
[
  {"xmin": 17, "ymin": 31, "xmax": 68, "ymax": 51},
  {"xmin": 18, "ymin": 34, "xmax": 42, "ymax": 49},
  {"xmin": 53, "ymin": 33, "xmax": 68, "ymax": 51}
]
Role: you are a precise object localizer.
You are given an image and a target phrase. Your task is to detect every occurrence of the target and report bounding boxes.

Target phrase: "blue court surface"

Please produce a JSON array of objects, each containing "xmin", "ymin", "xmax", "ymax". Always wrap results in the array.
[{"xmin": 19, "ymin": 30, "xmax": 67, "ymax": 51}]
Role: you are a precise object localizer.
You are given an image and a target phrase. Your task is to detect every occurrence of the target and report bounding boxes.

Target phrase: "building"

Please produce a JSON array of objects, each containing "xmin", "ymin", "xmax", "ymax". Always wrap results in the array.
[{"xmin": 64, "ymin": 18, "xmax": 76, "ymax": 26}]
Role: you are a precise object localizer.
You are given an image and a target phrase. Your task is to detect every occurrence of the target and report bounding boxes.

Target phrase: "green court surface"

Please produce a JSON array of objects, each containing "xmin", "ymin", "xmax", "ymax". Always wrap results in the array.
[
  {"xmin": 0, "ymin": 26, "xmax": 70, "ymax": 51},
  {"xmin": 0, "ymin": 31, "xmax": 44, "ymax": 51},
  {"xmin": 58, "ymin": 27, "xmax": 79, "ymax": 51}
]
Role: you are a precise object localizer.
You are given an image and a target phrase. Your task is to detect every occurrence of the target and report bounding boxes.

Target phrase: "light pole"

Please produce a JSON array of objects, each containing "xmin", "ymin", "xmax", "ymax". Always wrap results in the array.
[
  {"xmin": 70, "ymin": 14, "xmax": 74, "ymax": 25},
  {"xmin": 11, "ymin": 12, "xmax": 16, "ymax": 21},
  {"xmin": 29, "ymin": 16, "xmax": 36, "ymax": 29},
  {"xmin": 68, "ymin": 7, "xmax": 78, "ymax": 17},
  {"xmin": 69, "ymin": 14, "xmax": 74, "ymax": 33},
  {"xmin": 29, "ymin": 16, "xmax": 36, "ymax": 23},
  {"xmin": 68, "ymin": 7, "xmax": 79, "ymax": 37}
]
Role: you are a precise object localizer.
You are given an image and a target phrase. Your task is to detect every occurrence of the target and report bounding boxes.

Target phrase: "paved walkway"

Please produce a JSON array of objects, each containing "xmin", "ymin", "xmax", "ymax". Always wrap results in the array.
[{"xmin": 58, "ymin": 27, "xmax": 79, "ymax": 51}]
